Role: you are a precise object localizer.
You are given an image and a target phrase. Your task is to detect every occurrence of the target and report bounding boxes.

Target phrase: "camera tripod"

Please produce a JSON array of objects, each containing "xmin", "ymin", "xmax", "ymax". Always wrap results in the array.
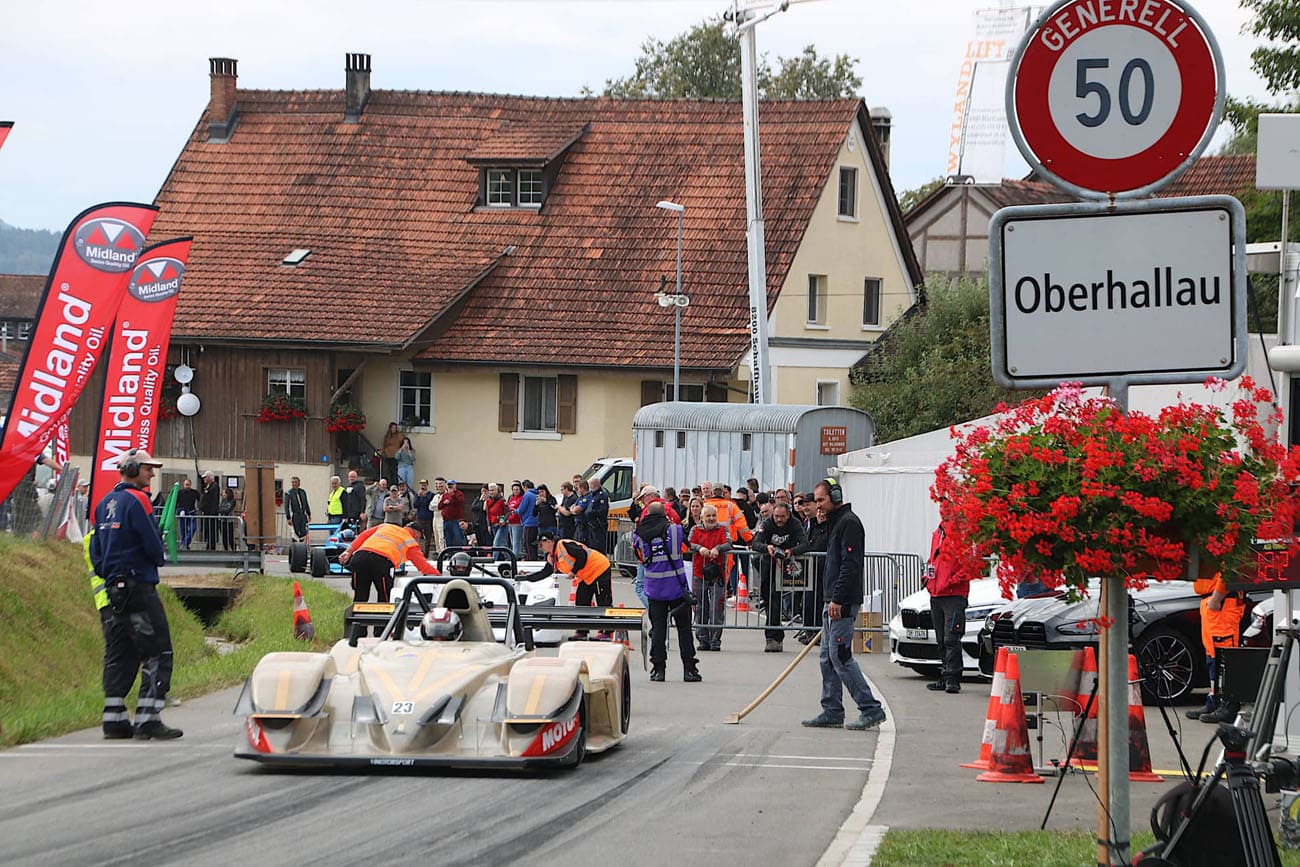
[{"xmin": 1139, "ymin": 724, "xmax": 1281, "ymax": 867}]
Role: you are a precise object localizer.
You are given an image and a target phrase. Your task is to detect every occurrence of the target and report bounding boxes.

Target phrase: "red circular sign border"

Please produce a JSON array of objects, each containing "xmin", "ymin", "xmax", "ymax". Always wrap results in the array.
[{"xmin": 1012, "ymin": 0, "xmax": 1217, "ymax": 194}]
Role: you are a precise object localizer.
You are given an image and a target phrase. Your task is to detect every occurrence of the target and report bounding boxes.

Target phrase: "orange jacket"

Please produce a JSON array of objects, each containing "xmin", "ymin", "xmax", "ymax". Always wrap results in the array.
[
  {"xmin": 1198, "ymin": 574, "xmax": 1244, "ymax": 657},
  {"xmin": 705, "ymin": 497, "xmax": 753, "ymax": 545},
  {"xmin": 551, "ymin": 539, "xmax": 611, "ymax": 585},
  {"xmin": 349, "ymin": 524, "xmax": 437, "ymax": 574}
]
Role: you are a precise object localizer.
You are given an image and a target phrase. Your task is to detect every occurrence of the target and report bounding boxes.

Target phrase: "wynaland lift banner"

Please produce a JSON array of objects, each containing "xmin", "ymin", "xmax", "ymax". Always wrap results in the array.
[
  {"xmin": 0, "ymin": 122, "xmax": 12, "ymax": 153},
  {"xmin": 0, "ymin": 202, "xmax": 158, "ymax": 504},
  {"xmin": 89, "ymin": 237, "xmax": 192, "ymax": 513}
]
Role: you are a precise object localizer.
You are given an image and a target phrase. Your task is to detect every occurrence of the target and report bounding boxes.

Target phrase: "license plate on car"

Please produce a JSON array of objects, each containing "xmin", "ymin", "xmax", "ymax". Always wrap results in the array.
[{"xmin": 905, "ymin": 628, "xmax": 928, "ymax": 640}]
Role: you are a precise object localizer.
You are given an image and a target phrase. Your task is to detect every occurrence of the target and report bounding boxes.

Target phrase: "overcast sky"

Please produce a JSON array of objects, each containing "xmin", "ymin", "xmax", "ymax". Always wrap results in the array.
[{"xmin": 0, "ymin": 0, "xmax": 1275, "ymax": 232}]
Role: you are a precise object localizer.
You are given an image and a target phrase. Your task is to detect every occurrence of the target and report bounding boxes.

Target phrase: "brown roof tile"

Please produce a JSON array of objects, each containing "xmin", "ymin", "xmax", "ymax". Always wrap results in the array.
[
  {"xmin": 151, "ymin": 85, "xmax": 909, "ymax": 368},
  {"xmin": 466, "ymin": 122, "xmax": 588, "ymax": 164},
  {"xmin": 1157, "ymin": 154, "xmax": 1256, "ymax": 198},
  {"xmin": 0, "ymin": 274, "xmax": 44, "ymax": 319}
]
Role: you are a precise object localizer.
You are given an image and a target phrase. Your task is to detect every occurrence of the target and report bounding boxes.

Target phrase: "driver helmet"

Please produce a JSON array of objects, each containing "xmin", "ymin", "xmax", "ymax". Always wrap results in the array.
[
  {"xmin": 448, "ymin": 551, "xmax": 473, "ymax": 577},
  {"xmin": 339, "ymin": 529, "xmax": 356, "ymax": 542},
  {"xmin": 420, "ymin": 607, "xmax": 462, "ymax": 641}
]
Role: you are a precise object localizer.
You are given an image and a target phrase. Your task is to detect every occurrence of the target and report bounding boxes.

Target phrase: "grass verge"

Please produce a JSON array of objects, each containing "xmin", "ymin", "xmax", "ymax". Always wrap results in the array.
[
  {"xmin": 0, "ymin": 536, "xmax": 348, "ymax": 747},
  {"xmin": 874, "ymin": 830, "xmax": 1300, "ymax": 866}
]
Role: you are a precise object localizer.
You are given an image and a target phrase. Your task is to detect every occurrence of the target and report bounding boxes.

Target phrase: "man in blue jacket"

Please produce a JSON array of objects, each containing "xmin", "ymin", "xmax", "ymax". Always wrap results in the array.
[
  {"xmin": 90, "ymin": 449, "xmax": 182, "ymax": 740},
  {"xmin": 633, "ymin": 502, "xmax": 700, "ymax": 683},
  {"xmin": 801, "ymin": 478, "xmax": 886, "ymax": 732},
  {"xmin": 517, "ymin": 479, "xmax": 539, "ymax": 558}
]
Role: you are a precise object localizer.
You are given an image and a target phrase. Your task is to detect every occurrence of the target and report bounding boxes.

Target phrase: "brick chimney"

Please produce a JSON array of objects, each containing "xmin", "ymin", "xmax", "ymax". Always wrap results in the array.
[
  {"xmin": 208, "ymin": 57, "xmax": 239, "ymax": 141},
  {"xmin": 345, "ymin": 53, "xmax": 371, "ymax": 123}
]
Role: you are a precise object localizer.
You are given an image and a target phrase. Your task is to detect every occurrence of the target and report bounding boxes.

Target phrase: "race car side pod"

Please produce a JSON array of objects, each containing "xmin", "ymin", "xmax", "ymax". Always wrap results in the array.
[{"xmin": 723, "ymin": 628, "xmax": 822, "ymax": 725}]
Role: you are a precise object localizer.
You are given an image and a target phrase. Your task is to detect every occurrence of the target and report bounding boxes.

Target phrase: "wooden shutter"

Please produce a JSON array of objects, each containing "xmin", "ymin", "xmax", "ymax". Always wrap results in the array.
[
  {"xmin": 706, "ymin": 382, "xmax": 727, "ymax": 402},
  {"xmin": 640, "ymin": 380, "xmax": 662, "ymax": 406},
  {"xmin": 498, "ymin": 373, "xmax": 519, "ymax": 431},
  {"xmin": 556, "ymin": 374, "xmax": 578, "ymax": 434}
]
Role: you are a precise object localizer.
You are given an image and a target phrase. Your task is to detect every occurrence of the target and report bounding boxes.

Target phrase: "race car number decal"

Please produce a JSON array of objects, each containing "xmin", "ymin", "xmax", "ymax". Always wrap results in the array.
[
  {"xmin": 522, "ymin": 715, "xmax": 579, "ymax": 757},
  {"xmin": 391, "ymin": 701, "xmax": 415, "ymax": 715}
]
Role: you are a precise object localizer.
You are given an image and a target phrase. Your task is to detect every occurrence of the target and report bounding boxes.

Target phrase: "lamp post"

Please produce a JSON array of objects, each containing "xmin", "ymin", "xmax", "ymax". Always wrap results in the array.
[{"xmin": 656, "ymin": 200, "xmax": 685, "ymax": 401}]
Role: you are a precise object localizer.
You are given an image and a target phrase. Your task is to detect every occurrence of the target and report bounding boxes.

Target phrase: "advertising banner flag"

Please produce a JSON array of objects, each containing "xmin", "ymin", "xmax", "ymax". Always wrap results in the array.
[
  {"xmin": 0, "ymin": 122, "xmax": 12, "ymax": 152},
  {"xmin": 945, "ymin": 6, "xmax": 1033, "ymax": 182},
  {"xmin": 0, "ymin": 202, "xmax": 158, "ymax": 504},
  {"xmin": 88, "ymin": 237, "xmax": 191, "ymax": 514},
  {"xmin": 159, "ymin": 482, "xmax": 179, "ymax": 562}
]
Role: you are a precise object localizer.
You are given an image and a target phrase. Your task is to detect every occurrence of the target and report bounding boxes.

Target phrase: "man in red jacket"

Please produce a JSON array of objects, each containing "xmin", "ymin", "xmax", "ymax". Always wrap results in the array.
[{"xmin": 925, "ymin": 523, "xmax": 977, "ymax": 694}]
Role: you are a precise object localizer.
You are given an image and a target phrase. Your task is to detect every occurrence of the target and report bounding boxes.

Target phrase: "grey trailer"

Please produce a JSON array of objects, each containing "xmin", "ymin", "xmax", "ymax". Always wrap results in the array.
[{"xmin": 631, "ymin": 402, "xmax": 873, "ymax": 494}]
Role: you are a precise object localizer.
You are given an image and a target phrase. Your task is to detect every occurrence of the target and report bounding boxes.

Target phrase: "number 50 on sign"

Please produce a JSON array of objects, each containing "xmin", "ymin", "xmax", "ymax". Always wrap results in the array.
[{"xmin": 1007, "ymin": 0, "xmax": 1224, "ymax": 197}]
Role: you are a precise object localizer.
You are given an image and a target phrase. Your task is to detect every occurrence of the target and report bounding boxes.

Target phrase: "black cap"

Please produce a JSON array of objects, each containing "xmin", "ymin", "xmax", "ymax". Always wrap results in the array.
[{"xmin": 537, "ymin": 528, "xmax": 559, "ymax": 540}]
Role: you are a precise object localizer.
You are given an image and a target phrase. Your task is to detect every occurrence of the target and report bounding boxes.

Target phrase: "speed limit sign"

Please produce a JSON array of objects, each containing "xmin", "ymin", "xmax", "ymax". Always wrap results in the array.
[{"xmin": 1007, "ymin": 0, "xmax": 1224, "ymax": 197}]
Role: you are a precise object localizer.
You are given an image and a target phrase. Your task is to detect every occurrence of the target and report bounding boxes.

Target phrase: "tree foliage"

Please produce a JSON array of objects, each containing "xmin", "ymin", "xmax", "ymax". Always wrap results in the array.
[
  {"xmin": 0, "ymin": 221, "xmax": 59, "ymax": 274},
  {"xmin": 1241, "ymin": 0, "xmax": 1300, "ymax": 96},
  {"xmin": 898, "ymin": 177, "xmax": 945, "ymax": 215},
  {"xmin": 604, "ymin": 16, "xmax": 859, "ymax": 100},
  {"xmin": 850, "ymin": 278, "xmax": 1044, "ymax": 443}
]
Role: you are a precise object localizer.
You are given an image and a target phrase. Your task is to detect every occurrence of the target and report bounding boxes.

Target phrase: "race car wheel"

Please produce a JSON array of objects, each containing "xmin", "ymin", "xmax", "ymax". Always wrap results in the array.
[
  {"xmin": 620, "ymin": 659, "xmax": 632, "ymax": 735},
  {"xmin": 1135, "ymin": 626, "xmax": 1201, "ymax": 704},
  {"xmin": 563, "ymin": 702, "xmax": 587, "ymax": 769},
  {"xmin": 288, "ymin": 542, "xmax": 308, "ymax": 573},
  {"xmin": 309, "ymin": 547, "xmax": 328, "ymax": 578}
]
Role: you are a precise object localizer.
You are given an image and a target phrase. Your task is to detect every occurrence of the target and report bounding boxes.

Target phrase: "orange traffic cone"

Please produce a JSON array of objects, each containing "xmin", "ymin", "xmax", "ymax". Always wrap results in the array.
[
  {"xmin": 962, "ymin": 646, "xmax": 1009, "ymax": 770},
  {"xmin": 1068, "ymin": 645, "xmax": 1100, "ymax": 769},
  {"xmin": 1127, "ymin": 653, "xmax": 1164, "ymax": 782},
  {"xmin": 568, "ymin": 576, "xmax": 578, "ymax": 605},
  {"xmin": 735, "ymin": 572, "xmax": 750, "ymax": 613},
  {"xmin": 292, "ymin": 580, "xmax": 315, "ymax": 641},
  {"xmin": 977, "ymin": 653, "xmax": 1044, "ymax": 783}
]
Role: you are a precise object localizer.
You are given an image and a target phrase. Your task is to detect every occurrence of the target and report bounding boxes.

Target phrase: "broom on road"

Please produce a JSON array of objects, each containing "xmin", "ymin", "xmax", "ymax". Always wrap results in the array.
[{"xmin": 723, "ymin": 628, "xmax": 822, "ymax": 725}]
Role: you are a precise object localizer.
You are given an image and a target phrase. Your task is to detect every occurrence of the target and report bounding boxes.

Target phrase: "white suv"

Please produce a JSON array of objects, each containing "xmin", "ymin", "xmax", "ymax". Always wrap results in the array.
[{"xmin": 888, "ymin": 577, "xmax": 1007, "ymax": 678}]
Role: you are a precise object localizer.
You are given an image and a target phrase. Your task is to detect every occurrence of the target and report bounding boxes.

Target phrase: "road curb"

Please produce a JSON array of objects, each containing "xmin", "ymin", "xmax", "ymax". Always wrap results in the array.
[{"xmin": 816, "ymin": 670, "xmax": 895, "ymax": 866}]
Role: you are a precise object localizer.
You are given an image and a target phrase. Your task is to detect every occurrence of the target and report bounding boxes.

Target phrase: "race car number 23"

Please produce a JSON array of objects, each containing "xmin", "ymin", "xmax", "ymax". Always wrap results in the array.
[{"xmin": 392, "ymin": 701, "xmax": 415, "ymax": 715}]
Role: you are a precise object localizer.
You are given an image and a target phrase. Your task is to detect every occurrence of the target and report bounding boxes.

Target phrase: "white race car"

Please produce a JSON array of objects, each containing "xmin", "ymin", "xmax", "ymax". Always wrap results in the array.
[
  {"xmin": 390, "ymin": 548, "xmax": 567, "ymax": 645},
  {"xmin": 888, "ymin": 577, "xmax": 1006, "ymax": 678}
]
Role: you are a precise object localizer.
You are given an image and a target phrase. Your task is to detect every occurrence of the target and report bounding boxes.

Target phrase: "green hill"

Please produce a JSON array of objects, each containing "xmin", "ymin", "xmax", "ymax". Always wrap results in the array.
[{"xmin": 0, "ymin": 221, "xmax": 60, "ymax": 274}]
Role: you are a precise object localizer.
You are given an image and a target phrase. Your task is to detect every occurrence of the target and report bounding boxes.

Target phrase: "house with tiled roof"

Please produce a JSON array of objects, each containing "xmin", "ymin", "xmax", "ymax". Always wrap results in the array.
[
  {"xmin": 68, "ymin": 54, "xmax": 921, "ymax": 492},
  {"xmin": 905, "ymin": 154, "xmax": 1258, "ymax": 277}
]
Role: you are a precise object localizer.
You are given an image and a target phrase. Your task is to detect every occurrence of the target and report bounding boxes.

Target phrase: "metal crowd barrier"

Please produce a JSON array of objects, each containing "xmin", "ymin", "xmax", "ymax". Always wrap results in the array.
[{"xmin": 676, "ymin": 549, "xmax": 924, "ymax": 636}]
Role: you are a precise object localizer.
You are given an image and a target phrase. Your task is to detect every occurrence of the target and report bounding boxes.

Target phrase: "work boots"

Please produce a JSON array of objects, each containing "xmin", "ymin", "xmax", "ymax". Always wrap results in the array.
[
  {"xmin": 1199, "ymin": 701, "xmax": 1241, "ymax": 724},
  {"xmin": 135, "ymin": 721, "xmax": 184, "ymax": 740}
]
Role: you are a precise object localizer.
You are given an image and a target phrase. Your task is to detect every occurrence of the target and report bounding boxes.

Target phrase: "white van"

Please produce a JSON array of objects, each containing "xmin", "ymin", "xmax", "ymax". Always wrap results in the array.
[{"xmin": 577, "ymin": 457, "xmax": 634, "ymax": 518}]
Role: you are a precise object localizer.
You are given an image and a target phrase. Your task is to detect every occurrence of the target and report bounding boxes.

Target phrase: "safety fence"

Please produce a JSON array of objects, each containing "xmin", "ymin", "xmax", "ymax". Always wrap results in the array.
[
  {"xmin": 615, "ymin": 542, "xmax": 926, "ymax": 637},
  {"xmin": 0, "ymin": 466, "xmax": 81, "ymax": 542}
]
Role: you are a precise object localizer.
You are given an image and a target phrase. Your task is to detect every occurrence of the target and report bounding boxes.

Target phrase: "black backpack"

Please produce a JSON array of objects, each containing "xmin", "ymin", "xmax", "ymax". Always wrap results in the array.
[{"xmin": 1140, "ymin": 779, "xmax": 1244, "ymax": 866}]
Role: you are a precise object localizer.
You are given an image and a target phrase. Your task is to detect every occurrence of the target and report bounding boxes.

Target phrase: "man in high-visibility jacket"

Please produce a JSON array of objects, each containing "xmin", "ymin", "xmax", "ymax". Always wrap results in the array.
[
  {"xmin": 326, "ymin": 475, "xmax": 346, "ymax": 524},
  {"xmin": 537, "ymin": 527, "xmax": 612, "ymax": 639},
  {"xmin": 1187, "ymin": 573, "xmax": 1246, "ymax": 723},
  {"xmin": 703, "ymin": 481, "xmax": 753, "ymax": 599},
  {"xmin": 339, "ymin": 521, "xmax": 437, "ymax": 604}
]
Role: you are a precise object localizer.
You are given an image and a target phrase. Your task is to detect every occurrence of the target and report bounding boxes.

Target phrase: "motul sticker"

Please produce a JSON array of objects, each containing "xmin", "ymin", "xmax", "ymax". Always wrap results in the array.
[{"xmin": 522, "ymin": 715, "xmax": 579, "ymax": 757}]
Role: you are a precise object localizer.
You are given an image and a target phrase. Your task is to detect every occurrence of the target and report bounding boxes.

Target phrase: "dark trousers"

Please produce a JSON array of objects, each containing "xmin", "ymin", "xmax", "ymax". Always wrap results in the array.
[
  {"xmin": 693, "ymin": 577, "xmax": 726, "ymax": 649},
  {"xmin": 584, "ymin": 523, "xmax": 607, "ymax": 553},
  {"xmin": 762, "ymin": 555, "xmax": 785, "ymax": 642},
  {"xmin": 102, "ymin": 582, "xmax": 174, "ymax": 729},
  {"xmin": 203, "ymin": 513, "xmax": 218, "ymax": 549},
  {"xmin": 523, "ymin": 526, "xmax": 538, "ymax": 560},
  {"xmin": 350, "ymin": 550, "xmax": 394, "ymax": 604},
  {"xmin": 930, "ymin": 594, "xmax": 967, "ymax": 685},
  {"xmin": 573, "ymin": 568, "xmax": 613, "ymax": 636},
  {"xmin": 649, "ymin": 596, "xmax": 697, "ymax": 674}
]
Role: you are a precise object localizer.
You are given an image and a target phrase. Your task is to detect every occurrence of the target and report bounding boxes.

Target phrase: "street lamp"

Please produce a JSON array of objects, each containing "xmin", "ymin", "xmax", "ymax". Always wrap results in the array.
[{"xmin": 656, "ymin": 200, "xmax": 686, "ymax": 401}]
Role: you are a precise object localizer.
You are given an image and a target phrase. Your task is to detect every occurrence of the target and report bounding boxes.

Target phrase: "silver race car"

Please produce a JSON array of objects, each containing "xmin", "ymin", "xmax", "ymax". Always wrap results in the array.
[{"xmin": 234, "ymin": 575, "xmax": 631, "ymax": 769}]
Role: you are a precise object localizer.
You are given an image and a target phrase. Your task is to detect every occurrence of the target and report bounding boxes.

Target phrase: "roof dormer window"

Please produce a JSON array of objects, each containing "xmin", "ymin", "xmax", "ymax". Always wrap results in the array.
[
  {"xmin": 483, "ymin": 167, "xmax": 545, "ymax": 209},
  {"xmin": 467, "ymin": 122, "xmax": 589, "ymax": 211}
]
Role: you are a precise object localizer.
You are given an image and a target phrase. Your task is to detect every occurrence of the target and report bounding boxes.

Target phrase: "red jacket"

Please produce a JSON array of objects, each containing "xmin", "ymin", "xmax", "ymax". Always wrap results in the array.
[
  {"xmin": 437, "ymin": 488, "xmax": 465, "ymax": 521},
  {"xmin": 485, "ymin": 495, "xmax": 507, "ymax": 528},
  {"xmin": 927, "ymin": 526, "xmax": 974, "ymax": 598},
  {"xmin": 636, "ymin": 496, "xmax": 681, "ymax": 525}
]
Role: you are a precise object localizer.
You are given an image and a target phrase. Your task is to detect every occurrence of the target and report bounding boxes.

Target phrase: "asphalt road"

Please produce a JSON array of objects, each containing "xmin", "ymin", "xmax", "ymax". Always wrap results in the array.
[{"xmin": 0, "ymin": 568, "xmax": 883, "ymax": 867}]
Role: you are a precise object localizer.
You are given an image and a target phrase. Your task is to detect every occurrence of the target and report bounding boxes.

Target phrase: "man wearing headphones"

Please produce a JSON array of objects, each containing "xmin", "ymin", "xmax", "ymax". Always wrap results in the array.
[
  {"xmin": 90, "ymin": 449, "xmax": 182, "ymax": 740},
  {"xmin": 801, "ymin": 478, "xmax": 886, "ymax": 732}
]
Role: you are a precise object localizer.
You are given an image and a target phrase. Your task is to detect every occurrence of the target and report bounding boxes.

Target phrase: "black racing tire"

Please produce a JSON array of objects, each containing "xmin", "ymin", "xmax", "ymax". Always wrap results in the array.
[
  {"xmin": 310, "ymin": 547, "xmax": 329, "ymax": 578},
  {"xmin": 1135, "ymin": 626, "xmax": 1202, "ymax": 704},
  {"xmin": 288, "ymin": 542, "xmax": 308, "ymax": 573},
  {"xmin": 620, "ymin": 658, "xmax": 632, "ymax": 735},
  {"xmin": 564, "ymin": 702, "xmax": 587, "ymax": 769}
]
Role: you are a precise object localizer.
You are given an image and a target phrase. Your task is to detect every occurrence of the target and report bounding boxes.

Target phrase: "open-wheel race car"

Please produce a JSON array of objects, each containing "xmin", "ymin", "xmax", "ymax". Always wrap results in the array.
[
  {"xmin": 234, "ymin": 575, "xmax": 632, "ymax": 770},
  {"xmin": 288, "ymin": 519, "xmax": 357, "ymax": 578}
]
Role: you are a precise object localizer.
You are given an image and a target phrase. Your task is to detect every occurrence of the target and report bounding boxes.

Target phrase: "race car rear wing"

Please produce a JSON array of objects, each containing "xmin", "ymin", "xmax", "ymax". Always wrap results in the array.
[{"xmin": 344, "ymin": 602, "xmax": 646, "ymax": 641}]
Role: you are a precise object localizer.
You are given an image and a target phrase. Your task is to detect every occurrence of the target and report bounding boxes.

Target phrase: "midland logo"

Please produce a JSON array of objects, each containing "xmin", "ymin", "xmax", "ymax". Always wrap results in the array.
[
  {"xmin": 74, "ymin": 218, "xmax": 147, "ymax": 273},
  {"xmin": 129, "ymin": 258, "xmax": 185, "ymax": 302}
]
